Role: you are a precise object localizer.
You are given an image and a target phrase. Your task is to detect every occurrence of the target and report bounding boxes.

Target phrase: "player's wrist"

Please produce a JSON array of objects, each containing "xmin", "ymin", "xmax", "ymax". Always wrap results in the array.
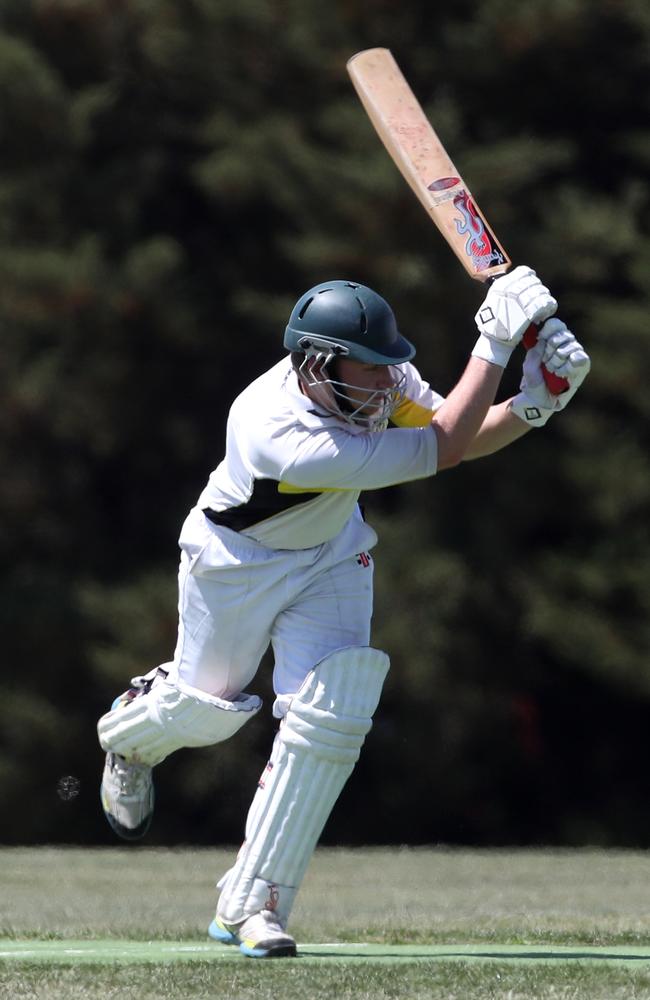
[
  {"xmin": 471, "ymin": 333, "xmax": 516, "ymax": 368},
  {"xmin": 509, "ymin": 392, "xmax": 554, "ymax": 427}
]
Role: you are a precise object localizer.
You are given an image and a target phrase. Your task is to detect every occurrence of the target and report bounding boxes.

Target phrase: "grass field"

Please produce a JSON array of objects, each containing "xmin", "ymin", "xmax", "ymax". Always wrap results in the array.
[{"xmin": 1, "ymin": 846, "xmax": 649, "ymax": 999}]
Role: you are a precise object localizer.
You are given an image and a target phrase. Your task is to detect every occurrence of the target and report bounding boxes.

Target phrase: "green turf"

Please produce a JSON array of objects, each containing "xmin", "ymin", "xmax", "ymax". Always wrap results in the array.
[
  {"xmin": 2, "ymin": 960, "xmax": 649, "ymax": 1000},
  {"xmin": 1, "ymin": 847, "xmax": 649, "ymax": 999}
]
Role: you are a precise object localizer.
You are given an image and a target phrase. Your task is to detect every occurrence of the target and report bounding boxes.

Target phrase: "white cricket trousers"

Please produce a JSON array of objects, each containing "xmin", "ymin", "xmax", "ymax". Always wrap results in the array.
[{"xmin": 165, "ymin": 506, "xmax": 377, "ymax": 718}]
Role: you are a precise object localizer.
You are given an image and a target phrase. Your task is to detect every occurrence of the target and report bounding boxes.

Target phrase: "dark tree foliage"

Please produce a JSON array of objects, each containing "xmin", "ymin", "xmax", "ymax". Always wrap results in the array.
[{"xmin": 0, "ymin": 0, "xmax": 648, "ymax": 846}]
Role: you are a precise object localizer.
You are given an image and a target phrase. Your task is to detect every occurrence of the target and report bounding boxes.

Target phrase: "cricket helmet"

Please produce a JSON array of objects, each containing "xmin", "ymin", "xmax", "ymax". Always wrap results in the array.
[{"xmin": 283, "ymin": 280, "xmax": 416, "ymax": 364}]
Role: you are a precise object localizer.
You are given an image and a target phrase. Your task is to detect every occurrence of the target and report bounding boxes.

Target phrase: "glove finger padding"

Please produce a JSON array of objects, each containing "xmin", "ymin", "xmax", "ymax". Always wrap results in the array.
[
  {"xmin": 510, "ymin": 321, "xmax": 591, "ymax": 427},
  {"xmin": 472, "ymin": 265, "xmax": 558, "ymax": 368},
  {"xmin": 538, "ymin": 317, "xmax": 590, "ymax": 375},
  {"xmin": 545, "ymin": 349, "xmax": 590, "ymax": 377},
  {"xmin": 537, "ymin": 318, "xmax": 589, "ymax": 372}
]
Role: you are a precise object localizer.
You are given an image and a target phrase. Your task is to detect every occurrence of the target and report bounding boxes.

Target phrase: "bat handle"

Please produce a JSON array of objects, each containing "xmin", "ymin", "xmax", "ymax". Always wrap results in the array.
[{"xmin": 522, "ymin": 324, "xmax": 570, "ymax": 395}]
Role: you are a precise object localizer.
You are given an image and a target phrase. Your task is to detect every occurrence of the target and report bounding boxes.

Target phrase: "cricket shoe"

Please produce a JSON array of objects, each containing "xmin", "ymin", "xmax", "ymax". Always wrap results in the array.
[
  {"xmin": 100, "ymin": 751, "xmax": 154, "ymax": 841},
  {"xmin": 98, "ymin": 672, "xmax": 164, "ymax": 840},
  {"xmin": 208, "ymin": 910, "xmax": 297, "ymax": 958}
]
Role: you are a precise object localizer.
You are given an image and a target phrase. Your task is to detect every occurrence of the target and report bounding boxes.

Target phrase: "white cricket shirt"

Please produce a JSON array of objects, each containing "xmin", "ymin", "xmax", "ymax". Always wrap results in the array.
[{"xmin": 197, "ymin": 356, "xmax": 444, "ymax": 550}]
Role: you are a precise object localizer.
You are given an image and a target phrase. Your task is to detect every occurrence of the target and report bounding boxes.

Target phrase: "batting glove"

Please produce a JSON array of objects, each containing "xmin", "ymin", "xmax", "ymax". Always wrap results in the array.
[
  {"xmin": 510, "ymin": 318, "xmax": 591, "ymax": 427},
  {"xmin": 472, "ymin": 265, "xmax": 558, "ymax": 368}
]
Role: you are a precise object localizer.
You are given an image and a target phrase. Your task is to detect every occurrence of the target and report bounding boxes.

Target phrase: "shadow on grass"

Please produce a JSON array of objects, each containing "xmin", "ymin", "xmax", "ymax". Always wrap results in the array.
[{"xmin": 298, "ymin": 948, "xmax": 650, "ymax": 964}]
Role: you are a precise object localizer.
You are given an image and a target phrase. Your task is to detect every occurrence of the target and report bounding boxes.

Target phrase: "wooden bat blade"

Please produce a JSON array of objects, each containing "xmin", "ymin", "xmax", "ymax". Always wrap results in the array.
[
  {"xmin": 347, "ymin": 48, "xmax": 510, "ymax": 282},
  {"xmin": 347, "ymin": 48, "xmax": 569, "ymax": 394}
]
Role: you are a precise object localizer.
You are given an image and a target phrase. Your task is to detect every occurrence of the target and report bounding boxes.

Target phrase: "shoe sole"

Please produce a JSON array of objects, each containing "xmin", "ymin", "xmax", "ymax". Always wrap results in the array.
[
  {"xmin": 100, "ymin": 787, "xmax": 154, "ymax": 842},
  {"xmin": 240, "ymin": 941, "xmax": 297, "ymax": 958}
]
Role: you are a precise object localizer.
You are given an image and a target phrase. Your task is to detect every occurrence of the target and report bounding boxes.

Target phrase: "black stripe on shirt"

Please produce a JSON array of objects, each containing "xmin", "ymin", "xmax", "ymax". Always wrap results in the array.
[{"xmin": 203, "ymin": 478, "xmax": 323, "ymax": 533}]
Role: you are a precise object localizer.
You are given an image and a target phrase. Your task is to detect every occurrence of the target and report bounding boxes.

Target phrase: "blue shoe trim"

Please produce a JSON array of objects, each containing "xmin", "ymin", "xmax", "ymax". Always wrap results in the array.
[{"xmin": 208, "ymin": 919, "xmax": 238, "ymax": 946}]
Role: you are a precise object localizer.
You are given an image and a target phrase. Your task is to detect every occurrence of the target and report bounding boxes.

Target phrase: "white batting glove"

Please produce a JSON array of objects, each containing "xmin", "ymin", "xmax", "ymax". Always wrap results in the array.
[
  {"xmin": 510, "ymin": 318, "xmax": 591, "ymax": 427},
  {"xmin": 472, "ymin": 265, "xmax": 558, "ymax": 368}
]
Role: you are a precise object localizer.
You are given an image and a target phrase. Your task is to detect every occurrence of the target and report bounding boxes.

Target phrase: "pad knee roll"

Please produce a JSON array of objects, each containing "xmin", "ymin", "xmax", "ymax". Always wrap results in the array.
[
  {"xmin": 97, "ymin": 679, "xmax": 262, "ymax": 766},
  {"xmin": 280, "ymin": 646, "xmax": 389, "ymax": 763}
]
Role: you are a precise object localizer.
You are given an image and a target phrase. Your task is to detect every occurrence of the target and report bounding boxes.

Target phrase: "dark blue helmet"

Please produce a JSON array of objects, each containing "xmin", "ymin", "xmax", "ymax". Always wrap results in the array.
[{"xmin": 284, "ymin": 280, "xmax": 415, "ymax": 364}]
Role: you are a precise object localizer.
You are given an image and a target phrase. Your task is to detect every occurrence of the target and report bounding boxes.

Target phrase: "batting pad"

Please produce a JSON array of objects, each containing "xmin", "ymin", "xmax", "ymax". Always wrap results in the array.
[
  {"xmin": 217, "ymin": 646, "xmax": 390, "ymax": 926},
  {"xmin": 97, "ymin": 679, "xmax": 262, "ymax": 767}
]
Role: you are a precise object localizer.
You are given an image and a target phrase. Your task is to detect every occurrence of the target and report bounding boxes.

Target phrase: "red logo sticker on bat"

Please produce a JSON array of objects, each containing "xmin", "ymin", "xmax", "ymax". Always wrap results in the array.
[
  {"xmin": 428, "ymin": 176, "xmax": 462, "ymax": 206},
  {"xmin": 453, "ymin": 189, "xmax": 506, "ymax": 271},
  {"xmin": 428, "ymin": 176, "xmax": 461, "ymax": 191}
]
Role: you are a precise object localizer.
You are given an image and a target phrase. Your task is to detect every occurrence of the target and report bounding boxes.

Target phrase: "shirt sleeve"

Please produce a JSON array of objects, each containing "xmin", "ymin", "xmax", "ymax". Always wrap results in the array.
[{"xmin": 276, "ymin": 422, "xmax": 438, "ymax": 490}]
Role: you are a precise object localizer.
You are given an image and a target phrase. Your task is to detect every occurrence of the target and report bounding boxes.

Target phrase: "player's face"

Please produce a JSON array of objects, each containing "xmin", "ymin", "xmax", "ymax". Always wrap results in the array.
[
  {"xmin": 297, "ymin": 352, "xmax": 406, "ymax": 429},
  {"xmin": 335, "ymin": 358, "xmax": 396, "ymax": 412}
]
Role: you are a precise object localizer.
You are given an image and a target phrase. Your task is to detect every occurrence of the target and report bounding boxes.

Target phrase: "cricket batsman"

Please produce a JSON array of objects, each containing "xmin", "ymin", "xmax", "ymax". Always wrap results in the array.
[{"xmin": 97, "ymin": 269, "xmax": 589, "ymax": 957}]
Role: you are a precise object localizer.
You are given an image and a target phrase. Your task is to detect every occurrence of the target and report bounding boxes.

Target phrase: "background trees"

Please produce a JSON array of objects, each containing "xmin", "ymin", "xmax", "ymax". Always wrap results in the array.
[{"xmin": 1, "ymin": 0, "xmax": 648, "ymax": 845}]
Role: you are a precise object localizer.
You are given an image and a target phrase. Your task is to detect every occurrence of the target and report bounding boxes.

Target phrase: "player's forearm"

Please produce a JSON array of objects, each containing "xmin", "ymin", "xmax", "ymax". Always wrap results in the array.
[
  {"xmin": 463, "ymin": 399, "xmax": 532, "ymax": 460},
  {"xmin": 432, "ymin": 357, "xmax": 504, "ymax": 470}
]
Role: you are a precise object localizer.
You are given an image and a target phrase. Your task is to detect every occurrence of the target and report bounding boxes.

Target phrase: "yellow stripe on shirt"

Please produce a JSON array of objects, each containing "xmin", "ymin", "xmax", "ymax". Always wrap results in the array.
[
  {"xmin": 278, "ymin": 481, "xmax": 353, "ymax": 494},
  {"xmin": 391, "ymin": 398, "xmax": 437, "ymax": 428}
]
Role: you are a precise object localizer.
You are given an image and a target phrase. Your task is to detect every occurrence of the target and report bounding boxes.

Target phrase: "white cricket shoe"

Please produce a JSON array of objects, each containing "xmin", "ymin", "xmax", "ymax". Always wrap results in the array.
[
  {"xmin": 100, "ymin": 752, "xmax": 154, "ymax": 841},
  {"xmin": 208, "ymin": 909, "xmax": 297, "ymax": 958}
]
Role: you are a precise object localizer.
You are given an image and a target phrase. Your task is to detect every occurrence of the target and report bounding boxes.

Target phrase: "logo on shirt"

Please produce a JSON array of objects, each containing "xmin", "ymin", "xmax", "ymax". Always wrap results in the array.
[
  {"xmin": 258, "ymin": 761, "xmax": 273, "ymax": 789},
  {"xmin": 356, "ymin": 552, "xmax": 371, "ymax": 568}
]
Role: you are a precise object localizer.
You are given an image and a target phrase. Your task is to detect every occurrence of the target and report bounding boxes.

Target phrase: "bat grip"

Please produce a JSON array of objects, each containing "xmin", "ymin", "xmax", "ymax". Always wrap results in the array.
[{"xmin": 522, "ymin": 324, "xmax": 569, "ymax": 395}]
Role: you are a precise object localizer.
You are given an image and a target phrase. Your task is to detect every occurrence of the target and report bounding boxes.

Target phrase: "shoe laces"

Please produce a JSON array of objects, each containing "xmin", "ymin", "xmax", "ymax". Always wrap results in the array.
[{"xmin": 111, "ymin": 755, "xmax": 150, "ymax": 795}]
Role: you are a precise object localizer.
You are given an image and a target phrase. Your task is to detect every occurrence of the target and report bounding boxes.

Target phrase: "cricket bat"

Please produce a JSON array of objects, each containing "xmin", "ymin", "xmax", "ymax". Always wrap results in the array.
[{"xmin": 347, "ymin": 48, "xmax": 568, "ymax": 394}]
